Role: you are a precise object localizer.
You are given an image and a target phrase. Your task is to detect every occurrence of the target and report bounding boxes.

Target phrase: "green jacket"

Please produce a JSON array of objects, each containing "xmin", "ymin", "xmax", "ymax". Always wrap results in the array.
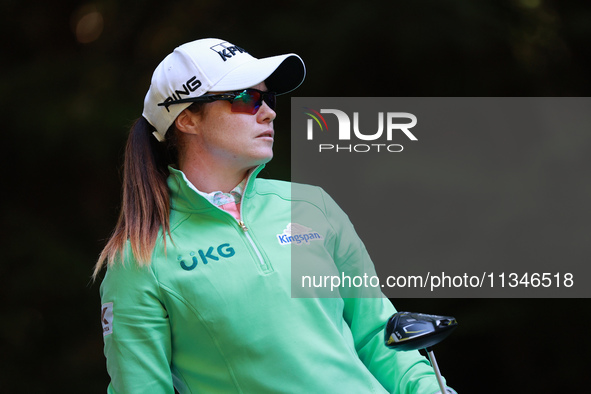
[{"xmin": 100, "ymin": 166, "xmax": 445, "ymax": 393}]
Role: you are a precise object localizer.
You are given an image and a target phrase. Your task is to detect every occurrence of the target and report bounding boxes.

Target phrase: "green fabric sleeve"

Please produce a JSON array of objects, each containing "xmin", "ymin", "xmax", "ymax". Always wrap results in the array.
[
  {"xmin": 100, "ymin": 255, "xmax": 175, "ymax": 394},
  {"xmin": 319, "ymin": 188, "xmax": 445, "ymax": 394}
]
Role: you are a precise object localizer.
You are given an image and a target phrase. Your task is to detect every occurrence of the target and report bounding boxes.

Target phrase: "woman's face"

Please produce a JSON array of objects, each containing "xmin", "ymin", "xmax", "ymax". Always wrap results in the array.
[{"xmin": 182, "ymin": 82, "xmax": 277, "ymax": 173}]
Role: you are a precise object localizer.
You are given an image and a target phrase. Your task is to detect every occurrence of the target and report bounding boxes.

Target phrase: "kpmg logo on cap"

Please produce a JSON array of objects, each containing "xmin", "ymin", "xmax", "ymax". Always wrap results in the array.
[
  {"xmin": 210, "ymin": 41, "xmax": 248, "ymax": 62},
  {"xmin": 302, "ymin": 107, "xmax": 418, "ymax": 153}
]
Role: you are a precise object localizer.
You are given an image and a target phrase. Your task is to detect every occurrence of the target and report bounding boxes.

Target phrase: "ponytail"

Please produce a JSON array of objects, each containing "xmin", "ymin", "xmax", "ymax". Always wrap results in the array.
[{"xmin": 93, "ymin": 117, "xmax": 175, "ymax": 279}]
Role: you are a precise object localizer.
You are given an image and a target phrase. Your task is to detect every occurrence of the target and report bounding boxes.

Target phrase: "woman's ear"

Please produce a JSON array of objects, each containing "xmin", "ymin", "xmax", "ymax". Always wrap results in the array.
[{"xmin": 175, "ymin": 109, "xmax": 200, "ymax": 135}]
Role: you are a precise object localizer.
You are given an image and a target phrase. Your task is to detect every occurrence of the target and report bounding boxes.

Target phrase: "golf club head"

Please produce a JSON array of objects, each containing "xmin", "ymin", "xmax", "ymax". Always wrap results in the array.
[{"xmin": 384, "ymin": 312, "xmax": 458, "ymax": 351}]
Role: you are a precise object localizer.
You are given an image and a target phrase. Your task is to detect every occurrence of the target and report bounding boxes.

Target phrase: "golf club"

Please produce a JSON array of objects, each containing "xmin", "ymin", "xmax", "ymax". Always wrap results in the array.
[{"xmin": 384, "ymin": 312, "xmax": 458, "ymax": 393}]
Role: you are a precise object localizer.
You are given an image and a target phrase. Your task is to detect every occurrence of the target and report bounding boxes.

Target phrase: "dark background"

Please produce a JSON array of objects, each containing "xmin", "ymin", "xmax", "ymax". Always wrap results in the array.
[
  {"xmin": 1, "ymin": 0, "xmax": 590, "ymax": 392},
  {"xmin": 291, "ymin": 97, "xmax": 591, "ymax": 298}
]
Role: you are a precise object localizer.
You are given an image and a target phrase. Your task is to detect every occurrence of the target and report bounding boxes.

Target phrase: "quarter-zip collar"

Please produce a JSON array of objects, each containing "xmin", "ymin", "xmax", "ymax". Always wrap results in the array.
[{"xmin": 167, "ymin": 164, "xmax": 265, "ymax": 213}]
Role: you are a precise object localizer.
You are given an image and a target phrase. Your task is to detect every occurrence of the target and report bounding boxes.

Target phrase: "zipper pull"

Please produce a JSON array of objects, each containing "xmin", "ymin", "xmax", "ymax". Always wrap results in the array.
[{"xmin": 238, "ymin": 221, "xmax": 249, "ymax": 232}]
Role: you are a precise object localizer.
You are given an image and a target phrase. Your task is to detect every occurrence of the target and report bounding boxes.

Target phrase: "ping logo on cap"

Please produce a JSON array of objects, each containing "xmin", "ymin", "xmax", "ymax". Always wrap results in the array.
[
  {"xmin": 210, "ymin": 41, "xmax": 248, "ymax": 62},
  {"xmin": 160, "ymin": 76, "xmax": 203, "ymax": 111}
]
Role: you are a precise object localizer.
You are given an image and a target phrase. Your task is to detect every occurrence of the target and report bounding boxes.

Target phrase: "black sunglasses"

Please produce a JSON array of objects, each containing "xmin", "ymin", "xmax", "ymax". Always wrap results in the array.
[{"xmin": 158, "ymin": 88, "xmax": 277, "ymax": 115}]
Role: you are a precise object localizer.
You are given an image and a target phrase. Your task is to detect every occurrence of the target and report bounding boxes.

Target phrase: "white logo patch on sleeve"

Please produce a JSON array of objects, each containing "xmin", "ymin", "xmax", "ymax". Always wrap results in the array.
[{"xmin": 101, "ymin": 302, "xmax": 113, "ymax": 336}]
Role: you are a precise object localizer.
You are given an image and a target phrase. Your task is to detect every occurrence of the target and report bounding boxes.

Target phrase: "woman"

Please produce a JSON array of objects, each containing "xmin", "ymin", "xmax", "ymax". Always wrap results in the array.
[{"xmin": 95, "ymin": 38, "xmax": 452, "ymax": 393}]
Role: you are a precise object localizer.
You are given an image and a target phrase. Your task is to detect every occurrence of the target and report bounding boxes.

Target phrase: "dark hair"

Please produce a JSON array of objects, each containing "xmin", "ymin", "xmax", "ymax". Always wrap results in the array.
[{"xmin": 93, "ymin": 104, "xmax": 202, "ymax": 279}]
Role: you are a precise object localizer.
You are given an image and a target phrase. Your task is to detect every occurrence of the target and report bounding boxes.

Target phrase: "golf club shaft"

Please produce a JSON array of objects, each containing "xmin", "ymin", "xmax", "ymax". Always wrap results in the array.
[{"xmin": 427, "ymin": 349, "xmax": 447, "ymax": 394}]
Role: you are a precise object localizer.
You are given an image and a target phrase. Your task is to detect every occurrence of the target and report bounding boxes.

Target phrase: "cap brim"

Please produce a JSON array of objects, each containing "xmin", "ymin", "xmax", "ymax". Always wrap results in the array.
[{"xmin": 210, "ymin": 54, "xmax": 306, "ymax": 95}]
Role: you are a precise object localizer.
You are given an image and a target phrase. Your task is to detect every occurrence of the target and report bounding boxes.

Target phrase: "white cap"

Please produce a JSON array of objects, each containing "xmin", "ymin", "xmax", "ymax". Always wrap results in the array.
[{"xmin": 142, "ymin": 38, "xmax": 306, "ymax": 141}]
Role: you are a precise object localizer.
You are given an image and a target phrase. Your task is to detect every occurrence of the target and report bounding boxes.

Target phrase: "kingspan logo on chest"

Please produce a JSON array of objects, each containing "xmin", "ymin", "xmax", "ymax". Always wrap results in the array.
[
  {"xmin": 277, "ymin": 223, "xmax": 324, "ymax": 246},
  {"xmin": 178, "ymin": 243, "xmax": 235, "ymax": 271}
]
